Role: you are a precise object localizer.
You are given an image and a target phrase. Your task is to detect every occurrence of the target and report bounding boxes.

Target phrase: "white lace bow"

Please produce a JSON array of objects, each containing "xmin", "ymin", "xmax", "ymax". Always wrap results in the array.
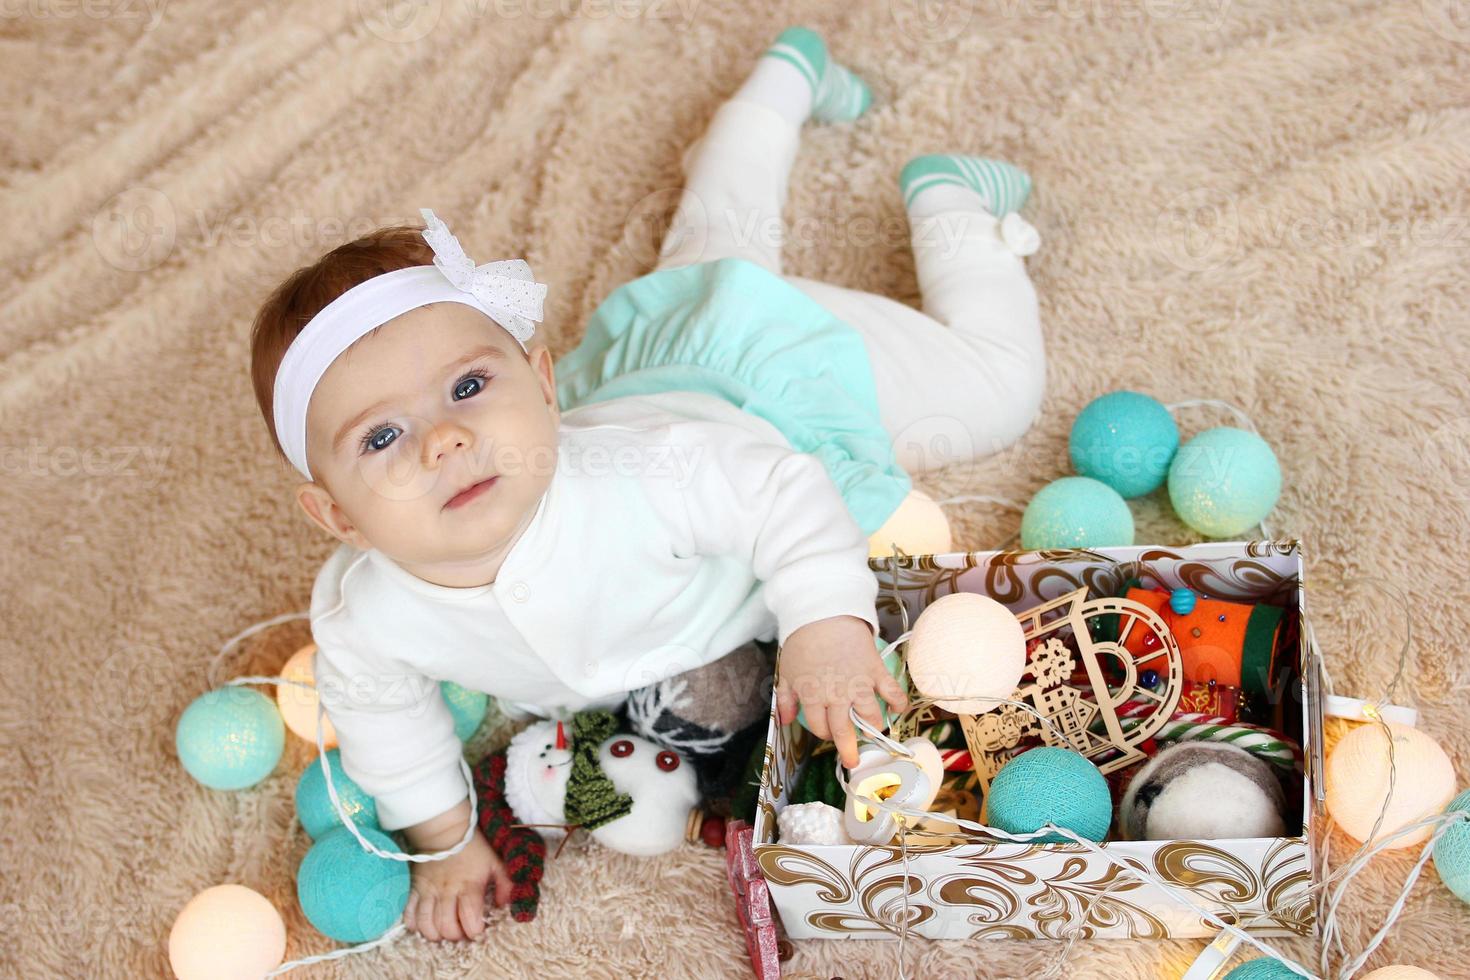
[{"xmin": 419, "ymin": 208, "xmax": 548, "ymax": 344}]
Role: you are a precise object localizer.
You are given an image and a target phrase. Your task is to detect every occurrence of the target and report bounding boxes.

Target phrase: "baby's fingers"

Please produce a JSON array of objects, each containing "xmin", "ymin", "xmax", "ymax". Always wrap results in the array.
[
  {"xmin": 458, "ymin": 891, "xmax": 486, "ymax": 940},
  {"xmin": 775, "ymin": 677, "xmax": 799, "ymax": 727},
  {"xmin": 852, "ymin": 688, "xmax": 885, "ymax": 732},
  {"xmin": 876, "ymin": 672, "xmax": 910, "ymax": 715},
  {"xmin": 489, "ymin": 859, "xmax": 513, "ymax": 908},
  {"xmin": 804, "ymin": 701, "xmax": 832, "ymax": 741},
  {"xmin": 403, "ymin": 889, "xmax": 420, "ymax": 929},
  {"xmin": 827, "ymin": 704, "xmax": 859, "ymax": 769},
  {"xmin": 435, "ymin": 890, "xmax": 464, "ymax": 941},
  {"xmin": 415, "ymin": 893, "xmax": 440, "ymax": 941}
]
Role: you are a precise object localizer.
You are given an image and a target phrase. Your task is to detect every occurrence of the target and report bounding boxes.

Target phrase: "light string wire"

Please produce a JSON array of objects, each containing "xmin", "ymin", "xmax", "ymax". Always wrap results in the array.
[
  {"xmin": 847, "ymin": 562, "xmax": 1462, "ymax": 980},
  {"xmin": 214, "ymin": 625, "xmax": 485, "ymax": 973}
]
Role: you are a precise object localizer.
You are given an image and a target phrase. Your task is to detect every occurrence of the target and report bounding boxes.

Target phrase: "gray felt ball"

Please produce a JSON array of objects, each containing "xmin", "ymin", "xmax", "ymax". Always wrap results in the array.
[{"xmin": 1121, "ymin": 742, "xmax": 1288, "ymax": 841}]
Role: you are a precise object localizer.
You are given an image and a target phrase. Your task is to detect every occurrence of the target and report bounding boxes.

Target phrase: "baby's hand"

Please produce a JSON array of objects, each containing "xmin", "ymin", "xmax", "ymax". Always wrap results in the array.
[
  {"xmin": 775, "ymin": 615, "xmax": 909, "ymax": 768},
  {"xmin": 402, "ymin": 803, "xmax": 512, "ymax": 941}
]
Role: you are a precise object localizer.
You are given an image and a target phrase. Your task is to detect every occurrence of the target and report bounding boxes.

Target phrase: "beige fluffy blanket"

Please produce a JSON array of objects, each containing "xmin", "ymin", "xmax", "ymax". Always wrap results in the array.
[{"xmin": 3, "ymin": 0, "xmax": 1468, "ymax": 976}]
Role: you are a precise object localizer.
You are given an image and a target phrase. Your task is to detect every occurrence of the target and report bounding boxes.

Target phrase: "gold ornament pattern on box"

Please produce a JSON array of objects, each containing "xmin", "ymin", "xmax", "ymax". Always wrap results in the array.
[{"xmin": 755, "ymin": 837, "xmax": 1312, "ymax": 940}]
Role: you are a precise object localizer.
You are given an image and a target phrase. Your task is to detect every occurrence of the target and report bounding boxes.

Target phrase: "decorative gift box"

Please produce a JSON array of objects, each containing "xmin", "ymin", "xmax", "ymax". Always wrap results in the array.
[{"xmin": 751, "ymin": 541, "xmax": 1321, "ymax": 942}]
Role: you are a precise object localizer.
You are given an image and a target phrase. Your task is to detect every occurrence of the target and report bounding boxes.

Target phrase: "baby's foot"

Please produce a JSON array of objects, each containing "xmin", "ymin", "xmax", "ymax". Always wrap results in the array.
[
  {"xmin": 899, "ymin": 154, "xmax": 1033, "ymax": 216},
  {"xmin": 763, "ymin": 26, "xmax": 872, "ymax": 123}
]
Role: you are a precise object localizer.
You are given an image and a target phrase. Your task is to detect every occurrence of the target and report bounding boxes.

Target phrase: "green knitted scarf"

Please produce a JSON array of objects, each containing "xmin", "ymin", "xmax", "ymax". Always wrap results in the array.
[{"xmin": 562, "ymin": 710, "xmax": 634, "ymax": 831}]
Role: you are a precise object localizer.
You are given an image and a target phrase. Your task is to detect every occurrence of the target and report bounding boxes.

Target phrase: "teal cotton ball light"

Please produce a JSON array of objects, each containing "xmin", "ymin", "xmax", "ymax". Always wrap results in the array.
[
  {"xmin": 1433, "ymin": 788, "xmax": 1470, "ymax": 905},
  {"xmin": 297, "ymin": 826, "xmax": 410, "ymax": 943},
  {"xmin": 1223, "ymin": 959, "xmax": 1301, "ymax": 979},
  {"xmin": 296, "ymin": 749, "xmax": 380, "ymax": 840},
  {"xmin": 986, "ymin": 747, "xmax": 1112, "ymax": 843},
  {"xmin": 1069, "ymin": 391, "xmax": 1180, "ymax": 498},
  {"xmin": 1021, "ymin": 477, "xmax": 1134, "ymax": 550},
  {"xmin": 1168, "ymin": 427, "xmax": 1281, "ymax": 537},
  {"xmin": 176, "ymin": 687, "xmax": 285, "ymax": 790},
  {"xmin": 440, "ymin": 681, "xmax": 488, "ymax": 741}
]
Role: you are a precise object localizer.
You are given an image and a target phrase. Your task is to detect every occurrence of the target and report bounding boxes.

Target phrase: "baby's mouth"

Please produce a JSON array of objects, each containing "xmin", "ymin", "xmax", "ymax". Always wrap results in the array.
[{"xmin": 444, "ymin": 475, "xmax": 498, "ymax": 510}]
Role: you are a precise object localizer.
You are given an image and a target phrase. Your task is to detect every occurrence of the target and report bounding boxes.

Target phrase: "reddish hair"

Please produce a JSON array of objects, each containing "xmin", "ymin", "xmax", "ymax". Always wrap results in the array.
[{"xmin": 249, "ymin": 226, "xmax": 433, "ymax": 458}]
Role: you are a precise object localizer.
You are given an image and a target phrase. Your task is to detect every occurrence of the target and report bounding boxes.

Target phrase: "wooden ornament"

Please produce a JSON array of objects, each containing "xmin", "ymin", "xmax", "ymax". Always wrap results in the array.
[{"xmin": 957, "ymin": 588, "xmax": 1184, "ymax": 796}]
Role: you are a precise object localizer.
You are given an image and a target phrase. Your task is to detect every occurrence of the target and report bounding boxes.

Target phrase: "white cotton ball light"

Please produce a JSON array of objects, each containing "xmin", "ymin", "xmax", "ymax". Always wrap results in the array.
[
  {"xmin": 168, "ymin": 884, "xmax": 286, "ymax": 980},
  {"xmin": 1325, "ymin": 722, "xmax": 1456, "ymax": 849},
  {"xmin": 904, "ymin": 592, "xmax": 1026, "ymax": 714},
  {"xmin": 868, "ymin": 488, "xmax": 953, "ymax": 559},
  {"xmin": 1360, "ymin": 968, "xmax": 1443, "ymax": 980},
  {"xmin": 276, "ymin": 643, "xmax": 336, "ymax": 747}
]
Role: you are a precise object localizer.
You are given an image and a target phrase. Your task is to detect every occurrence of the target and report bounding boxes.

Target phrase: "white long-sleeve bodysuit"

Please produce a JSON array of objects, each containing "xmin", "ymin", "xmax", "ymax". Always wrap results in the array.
[{"xmin": 310, "ymin": 389, "xmax": 879, "ymax": 830}]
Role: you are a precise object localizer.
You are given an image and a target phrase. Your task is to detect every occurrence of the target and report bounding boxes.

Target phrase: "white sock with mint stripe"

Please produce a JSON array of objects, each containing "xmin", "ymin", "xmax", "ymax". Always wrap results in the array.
[
  {"xmin": 900, "ymin": 154, "xmax": 1033, "ymax": 219},
  {"xmin": 733, "ymin": 26, "xmax": 872, "ymax": 128}
]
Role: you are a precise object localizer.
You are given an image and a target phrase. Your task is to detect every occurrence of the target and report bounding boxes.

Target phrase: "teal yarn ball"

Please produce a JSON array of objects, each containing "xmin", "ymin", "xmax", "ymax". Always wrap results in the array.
[
  {"xmin": 798, "ymin": 637, "xmax": 897, "ymax": 732},
  {"xmin": 1069, "ymin": 391, "xmax": 1180, "ymax": 498},
  {"xmin": 1433, "ymin": 788, "xmax": 1470, "ymax": 905},
  {"xmin": 1021, "ymin": 477, "xmax": 1134, "ymax": 550},
  {"xmin": 295, "ymin": 749, "xmax": 380, "ymax": 841},
  {"xmin": 296, "ymin": 826, "xmax": 410, "ymax": 943},
  {"xmin": 1223, "ymin": 959, "xmax": 1301, "ymax": 979},
  {"xmin": 986, "ymin": 747, "xmax": 1112, "ymax": 843},
  {"xmin": 176, "ymin": 687, "xmax": 285, "ymax": 791},
  {"xmin": 1168, "ymin": 427, "xmax": 1281, "ymax": 538},
  {"xmin": 440, "ymin": 681, "xmax": 488, "ymax": 741}
]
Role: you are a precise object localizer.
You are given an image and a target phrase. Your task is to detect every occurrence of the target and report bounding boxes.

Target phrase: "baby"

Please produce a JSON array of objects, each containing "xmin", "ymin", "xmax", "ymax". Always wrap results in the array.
[{"xmin": 248, "ymin": 27, "xmax": 1044, "ymax": 943}]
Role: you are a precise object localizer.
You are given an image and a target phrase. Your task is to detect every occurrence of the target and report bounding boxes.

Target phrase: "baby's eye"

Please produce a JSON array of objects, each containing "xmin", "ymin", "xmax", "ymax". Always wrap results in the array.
[
  {"xmin": 454, "ymin": 371, "xmax": 489, "ymax": 400},
  {"xmin": 360, "ymin": 425, "xmax": 400, "ymax": 453}
]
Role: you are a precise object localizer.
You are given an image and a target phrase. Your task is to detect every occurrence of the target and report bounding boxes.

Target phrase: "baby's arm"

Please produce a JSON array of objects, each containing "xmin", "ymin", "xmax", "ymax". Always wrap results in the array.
[
  {"xmin": 666, "ymin": 419, "xmax": 909, "ymax": 764},
  {"xmin": 312, "ymin": 641, "xmax": 510, "ymax": 940}
]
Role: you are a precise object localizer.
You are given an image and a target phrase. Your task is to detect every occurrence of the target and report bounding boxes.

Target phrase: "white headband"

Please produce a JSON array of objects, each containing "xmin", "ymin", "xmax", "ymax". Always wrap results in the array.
[{"xmin": 271, "ymin": 208, "xmax": 548, "ymax": 480}]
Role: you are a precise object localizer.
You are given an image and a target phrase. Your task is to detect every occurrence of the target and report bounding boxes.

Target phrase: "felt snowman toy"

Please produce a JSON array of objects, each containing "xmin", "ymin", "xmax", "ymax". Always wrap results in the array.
[{"xmin": 471, "ymin": 709, "xmax": 699, "ymax": 921}]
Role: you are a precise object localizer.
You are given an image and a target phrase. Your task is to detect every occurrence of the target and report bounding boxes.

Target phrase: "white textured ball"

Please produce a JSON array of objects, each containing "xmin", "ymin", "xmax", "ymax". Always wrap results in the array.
[
  {"xmin": 168, "ymin": 884, "xmax": 286, "ymax": 980},
  {"xmin": 868, "ymin": 489, "xmax": 953, "ymax": 559},
  {"xmin": 1326, "ymin": 722, "xmax": 1456, "ymax": 849},
  {"xmin": 779, "ymin": 802, "xmax": 852, "ymax": 846},
  {"xmin": 1361, "ymin": 968, "xmax": 1442, "ymax": 980},
  {"xmin": 905, "ymin": 593, "xmax": 1026, "ymax": 714},
  {"xmin": 276, "ymin": 643, "xmax": 336, "ymax": 747}
]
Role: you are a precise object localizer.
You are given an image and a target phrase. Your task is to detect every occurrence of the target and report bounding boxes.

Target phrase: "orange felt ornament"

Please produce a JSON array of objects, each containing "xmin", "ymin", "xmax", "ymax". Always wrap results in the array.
[{"xmin": 1121, "ymin": 587, "xmax": 1284, "ymax": 696}]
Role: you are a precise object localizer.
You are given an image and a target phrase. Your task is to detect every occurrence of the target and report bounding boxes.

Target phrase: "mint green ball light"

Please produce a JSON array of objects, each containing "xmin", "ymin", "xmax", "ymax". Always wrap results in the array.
[
  {"xmin": 440, "ymin": 681, "xmax": 488, "ymax": 741},
  {"xmin": 986, "ymin": 747, "xmax": 1112, "ymax": 843},
  {"xmin": 175, "ymin": 687, "xmax": 285, "ymax": 790},
  {"xmin": 1069, "ymin": 391, "xmax": 1180, "ymax": 498},
  {"xmin": 1222, "ymin": 958, "xmax": 1301, "ymax": 979},
  {"xmin": 1168, "ymin": 427, "xmax": 1281, "ymax": 538},
  {"xmin": 1433, "ymin": 788, "xmax": 1470, "ymax": 905},
  {"xmin": 296, "ymin": 826, "xmax": 410, "ymax": 943},
  {"xmin": 296, "ymin": 748, "xmax": 380, "ymax": 841},
  {"xmin": 1021, "ymin": 477, "xmax": 1134, "ymax": 550}
]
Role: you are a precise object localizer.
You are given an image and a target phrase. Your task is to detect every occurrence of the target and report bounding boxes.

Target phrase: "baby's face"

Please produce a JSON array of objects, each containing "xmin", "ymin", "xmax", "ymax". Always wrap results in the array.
[{"xmin": 298, "ymin": 303, "xmax": 559, "ymax": 583}]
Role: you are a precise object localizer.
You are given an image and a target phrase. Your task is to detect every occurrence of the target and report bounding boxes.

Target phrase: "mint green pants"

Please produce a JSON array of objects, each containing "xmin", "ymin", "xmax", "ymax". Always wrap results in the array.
[{"xmin": 658, "ymin": 97, "xmax": 1047, "ymax": 475}]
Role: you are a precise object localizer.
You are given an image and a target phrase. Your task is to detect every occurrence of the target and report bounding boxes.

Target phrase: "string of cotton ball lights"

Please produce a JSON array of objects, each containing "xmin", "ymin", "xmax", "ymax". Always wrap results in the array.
[{"xmin": 170, "ymin": 622, "xmax": 494, "ymax": 979}]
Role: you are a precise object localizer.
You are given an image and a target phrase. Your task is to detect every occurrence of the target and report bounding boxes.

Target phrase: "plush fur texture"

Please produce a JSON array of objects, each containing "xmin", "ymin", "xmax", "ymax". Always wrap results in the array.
[{"xmin": 3, "ymin": 2, "xmax": 1469, "ymax": 976}]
